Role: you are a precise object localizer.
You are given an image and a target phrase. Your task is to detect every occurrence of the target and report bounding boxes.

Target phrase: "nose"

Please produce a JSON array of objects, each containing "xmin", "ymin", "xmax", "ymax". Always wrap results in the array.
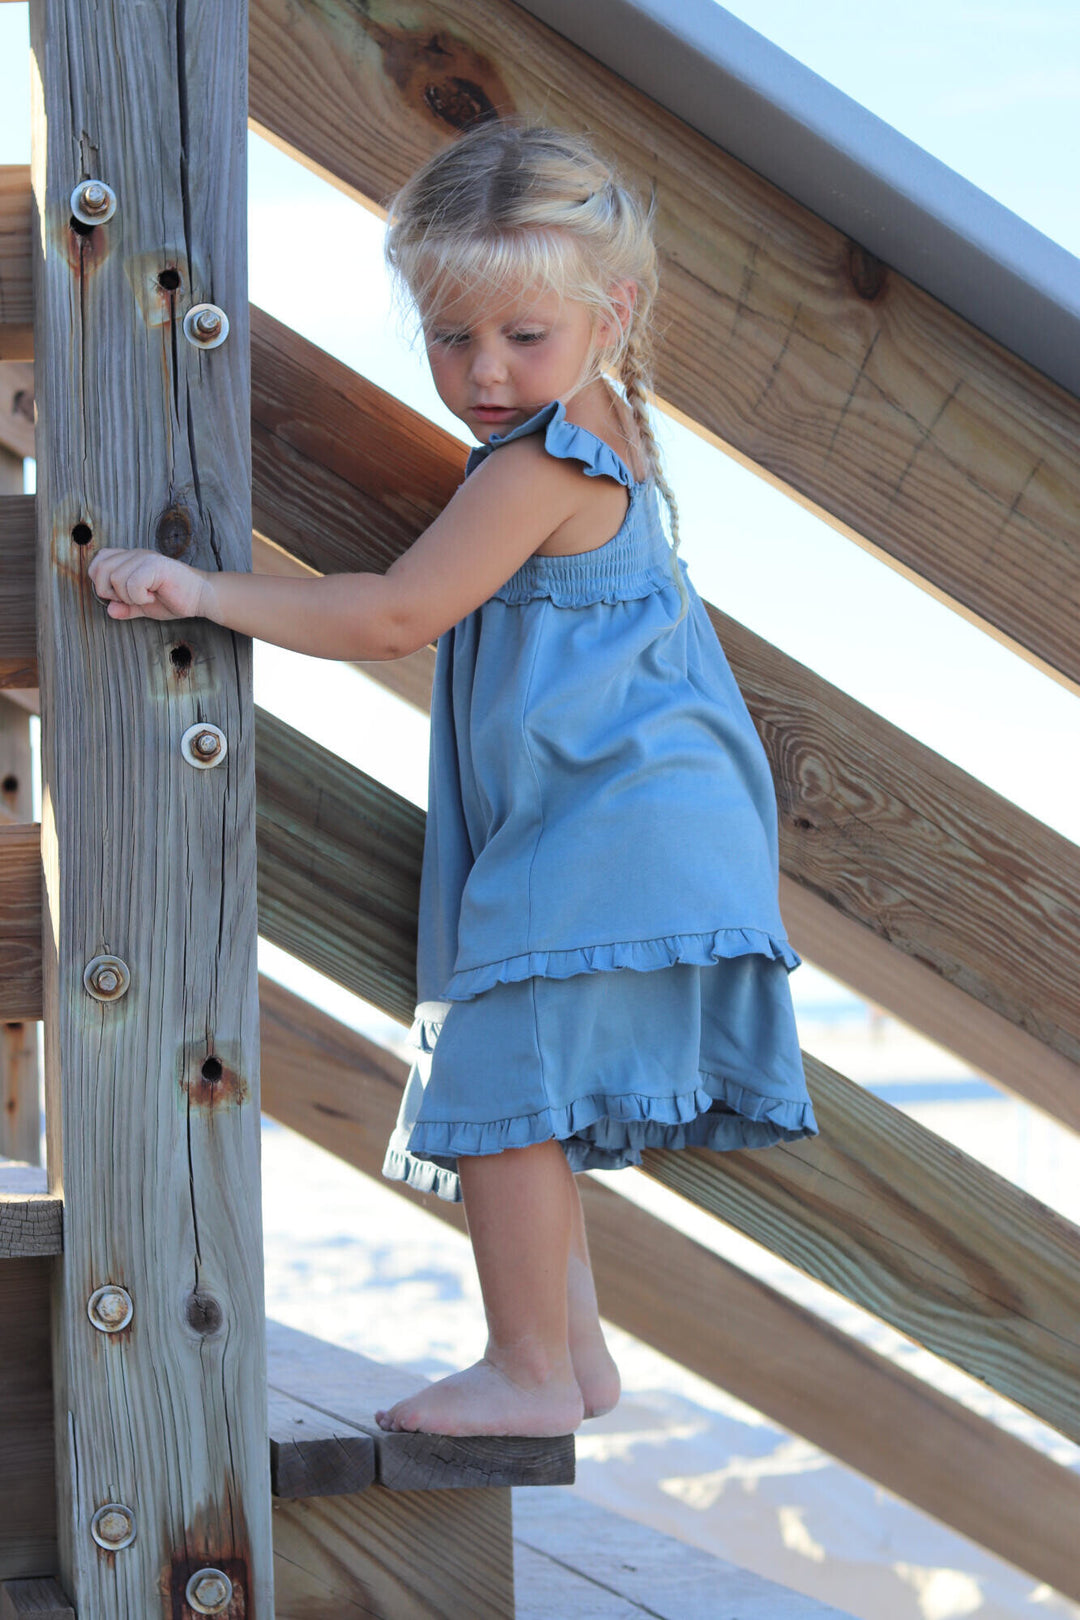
[{"xmin": 468, "ymin": 338, "xmax": 508, "ymax": 387}]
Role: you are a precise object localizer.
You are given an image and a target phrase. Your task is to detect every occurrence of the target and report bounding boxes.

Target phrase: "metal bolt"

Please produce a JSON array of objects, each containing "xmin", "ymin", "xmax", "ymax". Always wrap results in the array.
[
  {"xmin": 70, "ymin": 178, "xmax": 118, "ymax": 225},
  {"xmin": 182, "ymin": 302, "xmax": 229, "ymax": 350},
  {"xmin": 84, "ymin": 955, "xmax": 131, "ymax": 1003},
  {"xmin": 180, "ymin": 722, "xmax": 228, "ymax": 770},
  {"xmin": 87, "ymin": 1284, "xmax": 134, "ymax": 1333},
  {"xmin": 186, "ymin": 1567, "xmax": 233, "ymax": 1613},
  {"xmin": 90, "ymin": 1502, "xmax": 136, "ymax": 1550}
]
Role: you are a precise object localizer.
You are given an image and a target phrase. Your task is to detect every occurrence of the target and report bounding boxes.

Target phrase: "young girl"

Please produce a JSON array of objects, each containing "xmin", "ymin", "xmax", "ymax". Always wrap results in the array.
[{"xmin": 88, "ymin": 120, "xmax": 819, "ymax": 1442}]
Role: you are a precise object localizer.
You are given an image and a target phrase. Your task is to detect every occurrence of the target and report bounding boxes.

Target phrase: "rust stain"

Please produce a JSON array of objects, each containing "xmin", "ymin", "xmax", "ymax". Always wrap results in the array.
[
  {"xmin": 167, "ymin": 1552, "xmax": 248, "ymax": 1619},
  {"xmin": 362, "ymin": 16, "xmax": 513, "ymax": 131},
  {"xmin": 183, "ymin": 1043, "xmax": 249, "ymax": 1111},
  {"xmin": 62, "ymin": 214, "xmax": 110, "ymax": 280}
]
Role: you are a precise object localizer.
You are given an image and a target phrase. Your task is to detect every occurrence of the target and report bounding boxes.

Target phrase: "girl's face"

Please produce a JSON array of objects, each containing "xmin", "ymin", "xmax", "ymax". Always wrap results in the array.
[{"xmin": 422, "ymin": 278, "xmax": 617, "ymax": 443}]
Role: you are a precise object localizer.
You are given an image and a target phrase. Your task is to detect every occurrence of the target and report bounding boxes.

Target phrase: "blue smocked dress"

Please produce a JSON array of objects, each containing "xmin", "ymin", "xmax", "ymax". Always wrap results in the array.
[{"xmin": 382, "ymin": 400, "xmax": 818, "ymax": 1202}]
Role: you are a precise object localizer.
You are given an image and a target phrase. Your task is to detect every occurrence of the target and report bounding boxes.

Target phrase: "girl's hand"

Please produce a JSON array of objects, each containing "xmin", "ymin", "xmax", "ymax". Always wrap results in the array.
[{"xmin": 88, "ymin": 548, "xmax": 209, "ymax": 622}]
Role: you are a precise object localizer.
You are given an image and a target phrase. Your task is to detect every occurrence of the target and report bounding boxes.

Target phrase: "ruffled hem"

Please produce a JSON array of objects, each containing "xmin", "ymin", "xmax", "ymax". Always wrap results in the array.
[
  {"xmin": 440, "ymin": 925, "xmax": 802, "ymax": 1001},
  {"xmin": 383, "ymin": 1070, "xmax": 820, "ymax": 1203}
]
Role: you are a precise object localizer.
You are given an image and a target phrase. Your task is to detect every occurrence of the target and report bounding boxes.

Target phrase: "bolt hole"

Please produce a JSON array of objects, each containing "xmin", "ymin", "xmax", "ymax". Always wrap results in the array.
[
  {"xmin": 2, "ymin": 775, "xmax": 18, "ymax": 795},
  {"xmin": 71, "ymin": 522, "xmax": 93, "ymax": 547},
  {"xmin": 170, "ymin": 643, "xmax": 193, "ymax": 673},
  {"xmin": 69, "ymin": 215, "xmax": 95, "ymax": 236},
  {"xmin": 158, "ymin": 267, "xmax": 181, "ymax": 291},
  {"xmin": 201, "ymin": 1056, "xmax": 223, "ymax": 1082}
]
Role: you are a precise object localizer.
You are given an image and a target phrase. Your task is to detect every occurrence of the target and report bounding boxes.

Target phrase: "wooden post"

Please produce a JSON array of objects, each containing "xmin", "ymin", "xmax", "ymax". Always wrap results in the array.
[{"xmin": 28, "ymin": 2, "xmax": 272, "ymax": 1613}]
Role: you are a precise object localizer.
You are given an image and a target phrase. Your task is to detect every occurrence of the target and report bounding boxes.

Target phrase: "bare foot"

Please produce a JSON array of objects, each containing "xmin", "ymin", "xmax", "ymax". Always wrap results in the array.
[
  {"xmin": 375, "ymin": 1355, "xmax": 585, "ymax": 1437},
  {"xmin": 567, "ymin": 1252, "xmax": 621, "ymax": 1418},
  {"xmin": 571, "ymin": 1334, "xmax": 621, "ymax": 1419}
]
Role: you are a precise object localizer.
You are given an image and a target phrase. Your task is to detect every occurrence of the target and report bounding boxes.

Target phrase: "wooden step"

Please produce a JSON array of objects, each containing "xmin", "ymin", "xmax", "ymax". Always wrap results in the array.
[
  {"xmin": 0, "ymin": 1579, "xmax": 73, "ymax": 1620},
  {"xmin": 514, "ymin": 1489, "xmax": 858, "ymax": 1619},
  {"xmin": 0, "ymin": 1163, "xmax": 60, "ymax": 1260},
  {"xmin": 267, "ymin": 1319, "xmax": 576, "ymax": 1492}
]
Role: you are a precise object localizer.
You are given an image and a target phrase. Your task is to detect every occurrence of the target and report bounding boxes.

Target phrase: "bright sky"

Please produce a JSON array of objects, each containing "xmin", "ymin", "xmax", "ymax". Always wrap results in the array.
[{"xmin": 1, "ymin": 2, "xmax": 1077, "ymax": 1026}]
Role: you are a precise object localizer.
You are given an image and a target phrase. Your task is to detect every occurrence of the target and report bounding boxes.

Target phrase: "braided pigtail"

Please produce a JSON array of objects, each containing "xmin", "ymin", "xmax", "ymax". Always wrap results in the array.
[{"xmin": 618, "ymin": 326, "xmax": 687, "ymax": 625}]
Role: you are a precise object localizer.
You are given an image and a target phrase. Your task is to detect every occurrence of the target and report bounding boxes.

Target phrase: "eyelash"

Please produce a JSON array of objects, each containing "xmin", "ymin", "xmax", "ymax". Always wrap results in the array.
[{"xmin": 431, "ymin": 330, "xmax": 548, "ymax": 347}]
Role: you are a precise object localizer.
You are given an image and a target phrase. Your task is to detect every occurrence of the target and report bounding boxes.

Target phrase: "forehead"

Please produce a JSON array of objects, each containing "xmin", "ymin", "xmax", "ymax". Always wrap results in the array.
[{"xmin": 423, "ymin": 276, "xmax": 567, "ymax": 328}]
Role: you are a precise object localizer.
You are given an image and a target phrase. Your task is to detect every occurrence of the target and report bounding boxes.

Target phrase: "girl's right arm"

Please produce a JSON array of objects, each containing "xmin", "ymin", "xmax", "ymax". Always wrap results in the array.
[{"xmin": 87, "ymin": 434, "xmax": 594, "ymax": 661}]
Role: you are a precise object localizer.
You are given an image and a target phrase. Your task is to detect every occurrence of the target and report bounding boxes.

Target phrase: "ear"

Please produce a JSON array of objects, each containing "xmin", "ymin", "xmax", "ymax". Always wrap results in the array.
[{"xmin": 599, "ymin": 279, "xmax": 638, "ymax": 344}]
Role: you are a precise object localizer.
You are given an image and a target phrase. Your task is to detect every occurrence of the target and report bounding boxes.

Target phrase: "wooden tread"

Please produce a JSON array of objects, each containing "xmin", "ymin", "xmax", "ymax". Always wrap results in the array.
[{"xmin": 0, "ymin": 1163, "xmax": 61, "ymax": 1260}]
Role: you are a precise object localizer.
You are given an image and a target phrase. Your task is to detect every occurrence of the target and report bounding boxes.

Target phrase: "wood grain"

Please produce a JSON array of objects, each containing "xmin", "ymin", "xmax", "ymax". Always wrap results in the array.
[
  {"xmin": 0, "ymin": 1260, "xmax": 56, "ymax": 1581},
  {"xmin": 0, "ymin": 496, "xmax": 35, "ymax": 686},
  {"xmin": 0, "ymin": 1580, "xmax": 74, "ymax": 1620},
  {"xmin": 254, "ymin": 707, "xmax": 424, "ymax": 1026},
  {"xmin": 257, "ymin": 974, "xmax": 1080, "ymax": 1600},
  {"xmin": 0, "ymin": 1160, "xmax": 60, "ymax": 1258},
  {"xmin": 267, "ymin": 1388, "xmax": 376, "ymax": 1500},
  {"xmin": 246, "ymin": 0, "xmax": 1080, "ymax": 694},
  {"xmin": 0, "ymin": 170, "xmax": 32, "ymax": 361},
  {"xmin": 0, "ymin": 701, "xmax": 38, "ymax": 1164},
  {"xmin": 29, "ymin": 3, "xmax": 274, "ymax": 1612},
  {"xmin": 4, "ymin": 306, "xmax": 1078, "ymax": 1098}
]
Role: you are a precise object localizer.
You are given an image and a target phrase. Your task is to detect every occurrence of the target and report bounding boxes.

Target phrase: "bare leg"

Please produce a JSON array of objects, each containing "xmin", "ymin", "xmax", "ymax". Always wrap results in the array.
[
  {"xmin": 566, "ymin": 1172, "xmax": 621, "ymax": 1419},
  {"xmin": 374, "ymin": 1139, "xmax": 585, "ymax": 1436}
]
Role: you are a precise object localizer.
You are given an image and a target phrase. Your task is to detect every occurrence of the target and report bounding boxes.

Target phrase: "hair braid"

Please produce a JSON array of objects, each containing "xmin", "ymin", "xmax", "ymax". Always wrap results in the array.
[{"xmin": 619, "ymin": 331, "xmax": 688, "ymax": 623}]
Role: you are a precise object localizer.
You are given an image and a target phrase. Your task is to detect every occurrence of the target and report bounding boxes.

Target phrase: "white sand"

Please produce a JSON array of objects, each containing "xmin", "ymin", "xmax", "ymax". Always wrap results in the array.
[{"xmin": 260, "ymin": 999, "xmax": 1080, "ymax": 1620}]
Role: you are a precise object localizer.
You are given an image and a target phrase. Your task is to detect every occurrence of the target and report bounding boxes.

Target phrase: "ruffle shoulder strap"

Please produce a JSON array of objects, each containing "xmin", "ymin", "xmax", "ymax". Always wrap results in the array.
[{"xmin": 464, "ymin": 399, "xmax": 638, "ymax": 487}]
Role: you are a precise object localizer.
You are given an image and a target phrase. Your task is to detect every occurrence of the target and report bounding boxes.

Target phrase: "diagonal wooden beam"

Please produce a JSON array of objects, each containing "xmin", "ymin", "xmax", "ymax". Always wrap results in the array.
[
  {"xmin": 243, "ymin": 0, "xmax": 1080, "ymax": 696},
  {"xmin": 6, "ymin": 720, "xmax": 1080, "ymax": 1443},
  {"xmin": 4, "ymin": 303, "xmax": 1080, "ymax": 1127},
  {"xmin": 257, "ymin": 973, "xmax": 1080, "ymax": 1601}
]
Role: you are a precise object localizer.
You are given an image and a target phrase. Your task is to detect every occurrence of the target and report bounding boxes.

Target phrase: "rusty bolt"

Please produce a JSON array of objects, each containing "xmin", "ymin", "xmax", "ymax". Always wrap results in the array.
[
  {"xmin": 70, "ymin": 178, "xmax": 117, "ymax": 224},
  {"xmin": 90, "ymin": 1502, "xmax": 136, "ymax": 1550},
  {"xmin": 83, "ymin": 955, "xmax": 131, "ymax": 1003},
  {"xmin": 186, "ymin": 1568, "xmax": 233, "ymax": 1613},
  {"xmin": 180, "ymin": 722, "xmax": 228, "ymax": 770},
  {"xmin": 87, "ymin": 1284, "xmax": 134, "ymax": 1333},
  {"xmin": 182, "ymin": 302, "xmax": 229, "ymax": 350}
]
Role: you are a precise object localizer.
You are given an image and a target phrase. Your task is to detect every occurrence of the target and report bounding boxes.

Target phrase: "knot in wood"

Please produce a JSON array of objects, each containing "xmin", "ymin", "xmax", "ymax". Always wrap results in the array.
[
  {"xmin": 185, "ymin": 1290, "xmax": 224, "ymax": 1336},
  {"xmin": 155, "ymin": 504, "xmax": 194, "ymax": 559},
  {"xmin": 847, "ymin": 240, "xmax": 888, "ymax": 301}
]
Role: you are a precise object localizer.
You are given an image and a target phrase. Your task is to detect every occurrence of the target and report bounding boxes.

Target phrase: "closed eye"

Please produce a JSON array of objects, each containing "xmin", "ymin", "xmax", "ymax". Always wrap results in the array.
[
  {"xmin": 510, "ymin": 330, "xmax": 547, "ymax": 345},
  {"xmin": 430, "ymin": 330, "xmax": 469, "ymax": 347}
]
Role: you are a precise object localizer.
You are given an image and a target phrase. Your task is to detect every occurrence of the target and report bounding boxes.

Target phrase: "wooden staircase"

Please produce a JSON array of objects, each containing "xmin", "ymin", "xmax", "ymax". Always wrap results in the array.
[{"xmin": 1, "ymin": 0, "xmax": 1079, "ymax": 1614}]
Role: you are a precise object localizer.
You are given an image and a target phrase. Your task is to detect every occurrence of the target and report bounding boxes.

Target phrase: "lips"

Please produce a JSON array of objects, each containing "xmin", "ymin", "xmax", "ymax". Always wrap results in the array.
[{"xmin": 472, "ymin": 406, "xmax": 517, "ymax": 421}]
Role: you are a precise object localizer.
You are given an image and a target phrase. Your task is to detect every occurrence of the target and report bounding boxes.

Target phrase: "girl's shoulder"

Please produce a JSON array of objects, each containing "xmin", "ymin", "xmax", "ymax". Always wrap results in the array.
[{"xmin": 465, "ymin": 400, "xmax": 647, "ymax": 491}]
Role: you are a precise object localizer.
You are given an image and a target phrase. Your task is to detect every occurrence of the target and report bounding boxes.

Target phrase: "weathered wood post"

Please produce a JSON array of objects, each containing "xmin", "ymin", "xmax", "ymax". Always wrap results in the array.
[{"xmin": 29, "ymin": 1, "xmax": 273, "ymax": 1612}]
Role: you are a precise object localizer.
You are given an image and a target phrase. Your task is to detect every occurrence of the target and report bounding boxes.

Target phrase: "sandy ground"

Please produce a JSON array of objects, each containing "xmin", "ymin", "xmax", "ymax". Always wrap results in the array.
[{"xmin": 259, "ymin": 997, "xmax": 1080, "ymax": 1620}]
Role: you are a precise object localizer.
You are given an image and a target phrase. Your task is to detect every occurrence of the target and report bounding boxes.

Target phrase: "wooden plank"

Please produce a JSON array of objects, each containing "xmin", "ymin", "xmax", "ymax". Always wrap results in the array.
[
  {"xmin": 272, "ymin": 1484, "xmax": 513, "ymax": 1619},
  {"xmin": 254, "ymin": 708, "xmax": 424, "ymax": 1027},
  {"xmin": 246, "ymin": 0, "xmax": 1080, "ymax": 695},
  {"xmin": 257, "ymin": 975, "xmax": 1080, "ymax": 1601},
  {"xmin": 6, "ymin": 304, "xmax": 1079, "ymax": 1105},
  {"xmin": 641, "ymin": 1056, "xmax": 1080, "ymax": 1444},
  {"xmin": 0, "ymin": 1260, "xmax": 56, "ymax": 1582},
  {"xmin": 268, "ymin": 1388, "xmax": 376, "ymax": 1500},
  {"xmin": 0, "ymin": 497, "xmax": 35, "ymax": 688},
  {"xmin": 0, "ymin": 1581, "xmax": 74, "ymax": 1620},
  {"xmin": 515, "ymin": 1491, "xmax": 857, "ymax": 1620},
  {"xmin": 267, "ymin": 1319, "xmax": 575, "ymax": 1490},
  {"xmin": 0, "ymin": 171, "xmax": 32, "ymax": 362},
  {"xmin": 29, "ymin": 2, "xmax": 273, "ymax": 1613},
  {"xmin": 0, "ymin": 363, "xmax": 34, "ymax": 461},
  {"xmin": 0, "ymin": 699, "xmax": 39, "ymax": 1164},
  {"xmin": 0, "ymin": 823, "xmax": 40, "ymax": 1022},
  {"xmin": 0, "ymin": 1160, "xmax": 60, "ymax": 1258}
]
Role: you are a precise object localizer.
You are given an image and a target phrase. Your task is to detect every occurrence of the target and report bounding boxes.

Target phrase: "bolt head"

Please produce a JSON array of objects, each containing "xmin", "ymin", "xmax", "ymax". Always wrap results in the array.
[
  {"xmin": 87, "ymin": 1284, "xmax": 134, "ymax": 1333},
  {"xmin": 90, "ymin": 1502, "xmax": 136, "ymax": 1549},
  {"xmin": 194, "ymin": 310, "xmax": 221, "ymax": 337},
  {"xmin": 194, "ymin": 730, "xmax": 220, "ymax": 756},
  {"xmin": 83, "ymin": 955, "xmax": 131, "ymax": 1002},
  {"xmin": 186, "ymin": 1567, "xmax": 233, "ymax": 1613},
  {"xmin": 181, "ymin": 722, "xmax": 228, "ymax": 769},
  {"xmin": 81, "ymin": 182, "xmax": 107, "ymax": 211}
]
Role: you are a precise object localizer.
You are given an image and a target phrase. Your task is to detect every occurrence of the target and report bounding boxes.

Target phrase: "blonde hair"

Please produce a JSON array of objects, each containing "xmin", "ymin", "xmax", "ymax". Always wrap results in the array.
[{"xmin": 383, "ymin": 119, "xmax": 688, "ymax": 622}]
